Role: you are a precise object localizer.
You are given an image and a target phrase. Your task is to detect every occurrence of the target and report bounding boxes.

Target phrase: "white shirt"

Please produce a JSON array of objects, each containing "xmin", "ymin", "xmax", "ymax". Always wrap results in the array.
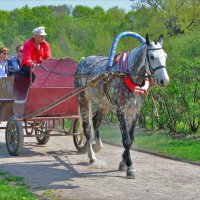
[{"xmin": 0, "ymin": 61, "xmax": 8, "ymax": 77}]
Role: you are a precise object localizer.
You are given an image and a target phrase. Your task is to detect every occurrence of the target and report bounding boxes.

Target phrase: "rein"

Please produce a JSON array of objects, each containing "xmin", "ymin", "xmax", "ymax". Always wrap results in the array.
[
  {"xmin": 39, "ymin": 63, "xmax": 84, "ymax": 77},
  {"xmin": 39, "ymin": 48, "xmax": 162, "ymax": 97},
  {"xmin": 39, "ymin": 61, "xmax": 107, "ymax": 78}
]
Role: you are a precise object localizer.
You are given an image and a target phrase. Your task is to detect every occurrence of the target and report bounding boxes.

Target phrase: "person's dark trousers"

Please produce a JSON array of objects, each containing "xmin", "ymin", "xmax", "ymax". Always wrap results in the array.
[{"xmin": 16, "ymin": 65, "xmax": 35, "ymax": 82}]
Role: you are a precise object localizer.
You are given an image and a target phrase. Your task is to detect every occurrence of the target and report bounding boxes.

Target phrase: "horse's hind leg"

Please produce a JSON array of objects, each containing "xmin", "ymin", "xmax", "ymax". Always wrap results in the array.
[
  {"xmin": 78, "ymin": 91, "xmax": 96, "ymax": 164},
  {"xmin": 92, "ymin": 110, "xmax": 103, "ymax": 152},
  {"xmin": 117, "ymin": 111, "xmax": 135, "ymax": 178}
]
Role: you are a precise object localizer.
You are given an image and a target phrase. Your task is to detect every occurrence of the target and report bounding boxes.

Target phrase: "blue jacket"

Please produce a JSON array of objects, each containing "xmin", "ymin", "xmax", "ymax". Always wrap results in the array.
[{"xmin": 7, "ymin": 57, "xmax": 20, "ymax": 74}]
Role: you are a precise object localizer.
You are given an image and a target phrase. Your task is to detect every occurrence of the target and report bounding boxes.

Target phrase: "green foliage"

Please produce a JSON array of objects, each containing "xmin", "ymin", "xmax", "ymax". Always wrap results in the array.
[
  {"xmin": 0, "ymin": 3, "xmax": 199, "ymax": 135},
  {"xmin": 140, "ymin": 27, "xmax": 200, "ymax": 134},
  {"xmin": 131, "ymin": 0, "xmax": 200, "ymax": 35}
]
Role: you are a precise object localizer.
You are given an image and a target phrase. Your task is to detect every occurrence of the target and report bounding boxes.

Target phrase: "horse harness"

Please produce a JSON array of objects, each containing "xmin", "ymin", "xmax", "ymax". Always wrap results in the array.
[
  {"xmin": 103, "ymin": 51, "xmax": 152, "ymax": 106},
  {"xmin": 103, "ymin": 46, "xmax": 166, "ymax": 107}
]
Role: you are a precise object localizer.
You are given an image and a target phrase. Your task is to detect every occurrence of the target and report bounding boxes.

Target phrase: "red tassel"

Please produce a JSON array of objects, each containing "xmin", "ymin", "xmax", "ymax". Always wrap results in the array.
[
  {"xmin": 124, "ymin": 76, "xmax": 147, "ymax": 95},
  {"xmin": 124, "ymin": 76, "xmax": 136, "ymax": 91}
]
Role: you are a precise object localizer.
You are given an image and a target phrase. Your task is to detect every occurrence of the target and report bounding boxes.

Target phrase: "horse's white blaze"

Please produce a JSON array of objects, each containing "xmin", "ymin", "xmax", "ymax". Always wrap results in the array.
[
  {"xmin": 153, "ymin": 49, "xmax": 168, "ymax": 87},
  {"xmin": 150, "ymin": 49, "xmax": 166, "ymax": 67},
  {"xmin": 147, "ymin": 44, "xmax": 169, "ymax": 87}
]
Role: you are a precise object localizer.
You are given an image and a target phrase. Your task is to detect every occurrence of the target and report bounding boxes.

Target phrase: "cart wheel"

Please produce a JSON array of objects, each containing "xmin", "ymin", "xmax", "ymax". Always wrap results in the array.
[
  {"xmin": 24, "ymin": 121, "xmax": 35, "ymax": 135},
  {"xmin": 35, "ymin": 125, "xmax": 50, "ymax": 145},
  {"xmin": 5, "ymin": 116, "xmax": 24, "ymax": 156},
  {"xmin": 73, "ymin": 118, "xmax": 87, "ymax": 153}
]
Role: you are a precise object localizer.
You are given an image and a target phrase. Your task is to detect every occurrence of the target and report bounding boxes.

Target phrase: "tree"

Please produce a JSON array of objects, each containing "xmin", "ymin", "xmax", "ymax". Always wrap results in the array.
[
  {"xmin": 72, "ymin": 5, "xmax": 95, "ymax": 18},
  {"xmin": 48, "ymin": 4, "xmax": 72, "ymax": 16},
  {"xmin": 93, "ymin": 6, "xmax": 105, "ymax": 16},
  {"xmin": 130, "ymin": 0, "xmax": 200, "ymax": 35},
  {"xmin": 0, "ymin": 10, "xmax": 10, "ymax": 43}
]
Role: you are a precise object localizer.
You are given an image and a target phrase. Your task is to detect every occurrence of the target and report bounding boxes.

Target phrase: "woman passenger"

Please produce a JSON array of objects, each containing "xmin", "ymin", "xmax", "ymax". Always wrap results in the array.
[{"xmin": 0, "ymin": 46, "xmax": 10, "ymax": 77}]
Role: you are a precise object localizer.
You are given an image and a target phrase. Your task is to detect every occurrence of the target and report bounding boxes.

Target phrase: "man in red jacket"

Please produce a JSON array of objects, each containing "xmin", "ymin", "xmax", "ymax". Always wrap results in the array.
[{"xmin": 20, "ymin": 26, "xmax": 51, "ymax": 81}]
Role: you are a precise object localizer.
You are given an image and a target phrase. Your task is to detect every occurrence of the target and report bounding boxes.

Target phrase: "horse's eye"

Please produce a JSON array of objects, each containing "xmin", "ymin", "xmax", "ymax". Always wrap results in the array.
[{"xmin": 150, "ymin": 55, "xmax": 155, "ymax": 59}]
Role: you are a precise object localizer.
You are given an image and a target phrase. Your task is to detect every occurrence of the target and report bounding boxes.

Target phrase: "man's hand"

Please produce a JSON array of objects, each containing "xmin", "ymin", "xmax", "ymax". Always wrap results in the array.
[{"xmin": 32, "ymin": 63, "xmax": 40, "ymax": 70}]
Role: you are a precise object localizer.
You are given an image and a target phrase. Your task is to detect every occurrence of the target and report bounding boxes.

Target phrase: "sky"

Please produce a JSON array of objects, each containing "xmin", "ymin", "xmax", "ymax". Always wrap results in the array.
[{"xmin": 0, "ymin": 0, "xmax": 133, "ymax": 12}]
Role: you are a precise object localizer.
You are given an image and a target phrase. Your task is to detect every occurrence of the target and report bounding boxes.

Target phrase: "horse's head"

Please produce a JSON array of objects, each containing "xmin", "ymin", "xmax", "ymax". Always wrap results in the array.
[{"xmin": 145, "ymin": 34, "xmax": 169, "ymax": 87}]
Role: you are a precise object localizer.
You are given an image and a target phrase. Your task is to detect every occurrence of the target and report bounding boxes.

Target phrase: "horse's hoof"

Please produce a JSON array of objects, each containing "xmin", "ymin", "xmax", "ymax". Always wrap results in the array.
[
  {"xmin": 127, "ymin": 175, "xmax": 135, "ymax": 179},
  {"xmin": 126, "ymin": 167, "xmax": 135, "ymax": 179},
  {"xmin": 119, "ymin": 162, "xmax": 127, "ymax": 171},
  {"xmin": 89, "ymin": 159, "xmax": 96, "ymax": 165}
]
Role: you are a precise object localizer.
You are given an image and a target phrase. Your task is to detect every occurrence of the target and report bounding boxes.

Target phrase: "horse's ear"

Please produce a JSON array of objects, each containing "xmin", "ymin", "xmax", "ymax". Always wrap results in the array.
[
  {"xmin": 146, "ymin": 33, "xmax": 151, "ymax": 45},
  {"xmin": 158, "ymin": 34, "xmax": 163, "ymax": 45}
]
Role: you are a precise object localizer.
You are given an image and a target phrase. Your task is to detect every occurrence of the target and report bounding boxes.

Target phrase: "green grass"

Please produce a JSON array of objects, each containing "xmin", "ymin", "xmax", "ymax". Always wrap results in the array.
[
  {"xmin": 0, "ymin": 172, "xmax": 39, "ymax": 200},
  {"xmin": 100, "ymin": 124, "xmax": 200, "ymax": 163}
]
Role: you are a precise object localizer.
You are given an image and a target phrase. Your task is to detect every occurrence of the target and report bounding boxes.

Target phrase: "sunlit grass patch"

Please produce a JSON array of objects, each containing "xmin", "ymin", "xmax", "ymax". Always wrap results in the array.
[
  {"xmin": 0, "ymin": 172, "xmax": 39, "ymax": 200},
  {"xmin": 100, "ymin": 123, "xmax": 200, "ymax": 162}
]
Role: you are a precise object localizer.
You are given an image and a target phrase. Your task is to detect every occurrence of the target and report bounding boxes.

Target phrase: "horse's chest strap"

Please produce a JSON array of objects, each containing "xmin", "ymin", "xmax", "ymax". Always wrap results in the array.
[{"xmin": 124, "ymin": 76, "xmax": 149, "ymax": 95}]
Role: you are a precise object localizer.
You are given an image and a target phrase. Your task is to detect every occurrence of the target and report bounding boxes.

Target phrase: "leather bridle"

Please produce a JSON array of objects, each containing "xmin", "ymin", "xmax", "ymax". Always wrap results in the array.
[{"xmin": 146, "ymin": 47, "xmax": 166, "ymax": 75}]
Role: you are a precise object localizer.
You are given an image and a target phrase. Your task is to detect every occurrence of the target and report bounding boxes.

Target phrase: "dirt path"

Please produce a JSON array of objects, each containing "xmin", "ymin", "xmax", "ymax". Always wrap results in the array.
[{"xmin": 0, "ymin": 125, "xmax": 200, "ymax": 200}]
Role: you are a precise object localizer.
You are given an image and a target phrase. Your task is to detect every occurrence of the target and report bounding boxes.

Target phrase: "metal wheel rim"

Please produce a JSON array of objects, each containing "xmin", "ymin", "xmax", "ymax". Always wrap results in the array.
[
  {"xmin": 35, "ymin": 126, "xmax": 46, "ymax": 138},
  {"xmin": 74, "ymin": 119, "xmax": 86, "ymax": 148},
  {"xmin": 7, "ymin": 121, "xmax": 18, "ymax": 151}
]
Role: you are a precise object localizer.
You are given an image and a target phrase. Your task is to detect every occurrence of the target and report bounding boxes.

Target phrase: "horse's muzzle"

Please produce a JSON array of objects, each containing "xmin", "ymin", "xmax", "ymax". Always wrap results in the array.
[{"xmin": 156, "ymin": 77, "xmax": 169, "ymax": 87}]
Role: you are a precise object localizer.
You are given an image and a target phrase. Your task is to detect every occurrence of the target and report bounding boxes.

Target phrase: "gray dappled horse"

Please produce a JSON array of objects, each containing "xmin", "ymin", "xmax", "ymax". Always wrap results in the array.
[{"xmin": 75, "ymin": 34, "xmax": 169, "ymax": 178}]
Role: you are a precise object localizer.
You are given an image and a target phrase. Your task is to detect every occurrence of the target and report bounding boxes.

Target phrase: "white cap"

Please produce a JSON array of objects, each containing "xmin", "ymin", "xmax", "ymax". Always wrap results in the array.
[{"xmin": 32, "ymin": 26, "xmax": 47, "ymax": 36}]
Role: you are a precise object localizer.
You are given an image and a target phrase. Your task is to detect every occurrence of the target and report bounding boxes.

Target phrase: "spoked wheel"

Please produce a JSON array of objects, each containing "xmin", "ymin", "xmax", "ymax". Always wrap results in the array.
[
  {"xmin": 5, "ymin": 116, "xmax": 24, "ymax": 156},
  {"xmin": 73, "ymin": 118, "xmax": 87, "ymax": 153},
  {"xmin": 24, "ymin": 121, "xmax": 34, "ymax": 135},
  {"xmin": 35, "ymin": 121, "xmax": 50, "ymax": 144}
]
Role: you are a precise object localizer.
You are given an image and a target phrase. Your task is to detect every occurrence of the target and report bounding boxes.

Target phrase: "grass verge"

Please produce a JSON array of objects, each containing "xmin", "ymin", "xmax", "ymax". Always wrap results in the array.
[
  {"xmin": 0, "ymin": 171, "xmax": 39, "ymax": 200},
  {"xmin": 100, "ymin": 123, "xmax": 200, "ymax": 163}
]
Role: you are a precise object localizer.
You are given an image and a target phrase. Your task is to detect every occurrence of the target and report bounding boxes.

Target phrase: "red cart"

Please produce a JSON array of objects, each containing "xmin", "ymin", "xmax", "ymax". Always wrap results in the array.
[{"xmin": 0, "ymin": 58, "xmax": 87, "ymax": 156}]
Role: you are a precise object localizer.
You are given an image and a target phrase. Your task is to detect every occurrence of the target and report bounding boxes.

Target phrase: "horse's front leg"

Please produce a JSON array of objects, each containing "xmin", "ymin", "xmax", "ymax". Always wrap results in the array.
[
  {"xmin": 117, "ymin": 111, "xmax": 135, "ymax": 178},
  {"xmin": 119, "ymin": 113, "xmax": 139, "ymax": 178},
  {"xmin": 78, "ymin": 91, "xmax": 96, "ymax": 164}
]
